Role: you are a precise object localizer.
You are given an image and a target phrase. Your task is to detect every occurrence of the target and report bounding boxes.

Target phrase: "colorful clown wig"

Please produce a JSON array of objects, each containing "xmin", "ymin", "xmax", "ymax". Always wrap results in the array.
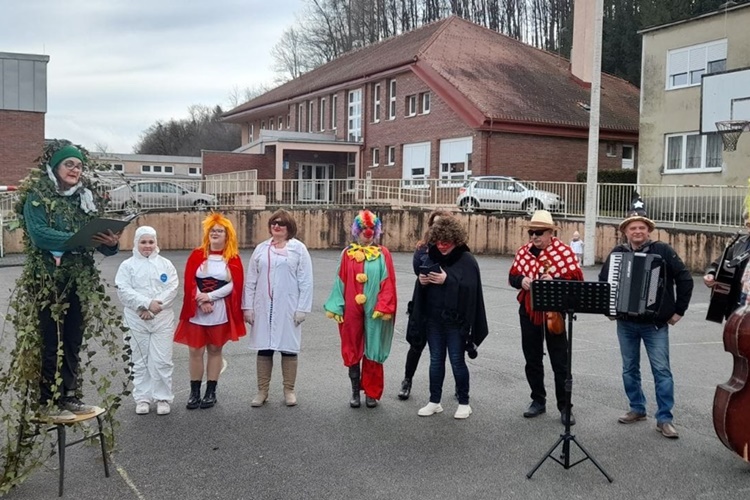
[
  {"xmin": 351, "ymin": 210, "xmax": 382, "ymax": 241},
  {"xmin": 201, "ymin": 212, "xmax": 239, "ymax": 262}
]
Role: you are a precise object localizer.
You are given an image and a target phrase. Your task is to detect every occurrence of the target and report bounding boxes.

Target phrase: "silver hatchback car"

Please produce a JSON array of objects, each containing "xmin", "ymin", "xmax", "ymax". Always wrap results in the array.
[
  {"xmin": 456, "ymin": 176, "xmax": 564, "ymax": 214},
  {"xmin": 107, "ymin": 180, "xmax": 218, "ymax": 213}
]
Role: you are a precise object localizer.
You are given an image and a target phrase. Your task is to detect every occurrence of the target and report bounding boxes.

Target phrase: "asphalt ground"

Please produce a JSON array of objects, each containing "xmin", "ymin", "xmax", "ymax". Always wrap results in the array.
[{"xmin": 1, "ymin": 249, "xmax": 749, "ymax": 500}]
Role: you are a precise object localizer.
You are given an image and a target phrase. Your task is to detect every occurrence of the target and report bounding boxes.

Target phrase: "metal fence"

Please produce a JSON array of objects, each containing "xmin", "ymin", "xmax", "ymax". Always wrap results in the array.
[{"xmin": 0, "ymin": 179, "xmax": 746, "ymax": 230}]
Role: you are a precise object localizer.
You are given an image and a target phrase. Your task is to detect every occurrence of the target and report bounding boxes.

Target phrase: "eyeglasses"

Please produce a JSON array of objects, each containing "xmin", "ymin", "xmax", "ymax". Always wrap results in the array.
[
  {"xmin": 528, "ymin": 229, "xmax": 548, "ymax": 237},
  {"xmin": 61, "ymin": 160, "xmax": 83, "ymax": 171},
  {"xmin": 270, "ymin": 221, "xmax": 288, "ymax": 228},
  {"xmin": 209, "ymin": 228, "xmax": 226, "ymax": 234}
]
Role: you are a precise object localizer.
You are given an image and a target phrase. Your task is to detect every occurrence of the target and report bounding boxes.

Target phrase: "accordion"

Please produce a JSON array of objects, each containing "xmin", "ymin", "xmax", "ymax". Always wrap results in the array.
[{"xmin": 607, "ymin": 252, "xmax": 665, "ymax": 318}]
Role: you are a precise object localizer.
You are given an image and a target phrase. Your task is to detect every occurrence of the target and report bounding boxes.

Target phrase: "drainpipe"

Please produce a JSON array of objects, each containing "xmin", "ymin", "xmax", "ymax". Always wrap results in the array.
[{"xmin": 485, "ymin": 119, "xmax": 493, "ymax": 176}]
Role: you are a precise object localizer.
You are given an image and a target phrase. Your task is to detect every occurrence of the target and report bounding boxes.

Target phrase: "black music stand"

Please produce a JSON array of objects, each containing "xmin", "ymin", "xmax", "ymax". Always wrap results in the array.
[{"xmin": 526, "ymin": 279, "xmax": 614, "ymax": 483}]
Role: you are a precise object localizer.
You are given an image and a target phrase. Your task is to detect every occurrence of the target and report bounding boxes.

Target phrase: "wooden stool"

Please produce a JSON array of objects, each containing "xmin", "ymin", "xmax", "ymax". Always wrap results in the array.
[{"xmin": 36, "ymin": 407, "xmax": 111, "ymax": 497}]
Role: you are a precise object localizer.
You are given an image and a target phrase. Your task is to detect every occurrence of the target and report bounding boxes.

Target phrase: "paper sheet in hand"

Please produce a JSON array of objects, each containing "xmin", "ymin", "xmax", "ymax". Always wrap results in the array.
[{"xmin": 64, "ymin": 216, "xmax": 135, "ymax": 249}]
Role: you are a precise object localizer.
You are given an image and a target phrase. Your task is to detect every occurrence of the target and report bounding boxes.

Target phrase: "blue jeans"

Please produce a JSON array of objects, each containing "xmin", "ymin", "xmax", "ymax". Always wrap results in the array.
[
  {"xmin": 616, "ymin": 320, "xmax": 674, "ymax": 424},
  {"xmin": 426, "ymin": 319, "xmax": 469, "ymax": 405}
]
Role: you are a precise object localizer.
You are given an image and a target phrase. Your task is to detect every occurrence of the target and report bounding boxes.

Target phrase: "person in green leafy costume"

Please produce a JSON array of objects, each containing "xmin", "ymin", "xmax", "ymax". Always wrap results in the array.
[
  {"xmin": 0, "ymin": 140, "xmax": 130, "ymax": 493},
  {"xmin": 23, "ymin": 142, "xmax": 122, "ymax": 419}
]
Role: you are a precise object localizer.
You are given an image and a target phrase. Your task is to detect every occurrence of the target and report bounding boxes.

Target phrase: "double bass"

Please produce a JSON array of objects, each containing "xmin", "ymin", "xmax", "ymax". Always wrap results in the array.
[{"xmin": 713, "ymin": 306, "xmax": 750, "ymax": 462}]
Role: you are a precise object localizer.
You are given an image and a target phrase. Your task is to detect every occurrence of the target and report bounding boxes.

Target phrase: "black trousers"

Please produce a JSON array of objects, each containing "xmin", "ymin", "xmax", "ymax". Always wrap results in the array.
[
  {"xmin": 403, "ymin": 344, "xmax": 424, "ymax": 379},
  {"xmin": 39, "ymin": 286, "xmax": 84, "ymax": 405},
  {"xmin": 519, "ymin": 312, "xmax": 568, "ymax": 411}
]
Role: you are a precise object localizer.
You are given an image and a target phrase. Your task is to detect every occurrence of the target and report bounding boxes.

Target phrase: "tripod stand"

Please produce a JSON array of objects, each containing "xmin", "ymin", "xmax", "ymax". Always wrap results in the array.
[{"xmin": 526, "ymin": 279, "xmax": 613, "ymax": 482}]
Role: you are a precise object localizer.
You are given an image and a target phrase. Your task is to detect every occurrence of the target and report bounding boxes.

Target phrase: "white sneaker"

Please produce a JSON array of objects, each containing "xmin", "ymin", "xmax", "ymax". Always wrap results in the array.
[
  {"xmin": 156, "ymin": 400, "xmax": 171, "ymax": 415},
  {"xmin": 454, "ymin": 404, "xmax": 473, "ymax": 419},
  {"xmin": 418, "ymin": 402, "xmax": 443, "ymax": 416},
  {"xmin": 135, "ymin": 401, "xmax": 150, "ymax": 415}
]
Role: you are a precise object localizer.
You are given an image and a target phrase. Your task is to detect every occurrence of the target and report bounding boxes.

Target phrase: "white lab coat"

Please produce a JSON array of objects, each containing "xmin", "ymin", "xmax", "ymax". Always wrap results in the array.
[
  {"xmin": 115, "ymin": 232, "xmax": 179, "ymax": 403},
  {"xmin": 243, "ymin": 238, "xmax": 313, "ymax": 353}
]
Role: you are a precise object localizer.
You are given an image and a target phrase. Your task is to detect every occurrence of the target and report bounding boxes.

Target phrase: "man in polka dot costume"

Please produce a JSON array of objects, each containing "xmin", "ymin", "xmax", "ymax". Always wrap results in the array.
[{"xmin": 508, "ymin": 210, "xmax": 583, "ymax": 426}]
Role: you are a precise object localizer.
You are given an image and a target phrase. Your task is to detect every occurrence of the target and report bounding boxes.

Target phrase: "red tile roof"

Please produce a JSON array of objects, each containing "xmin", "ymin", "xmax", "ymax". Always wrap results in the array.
[{"xmin": 225, "ymin": 16, "xmax": 639, "ymax": 133}]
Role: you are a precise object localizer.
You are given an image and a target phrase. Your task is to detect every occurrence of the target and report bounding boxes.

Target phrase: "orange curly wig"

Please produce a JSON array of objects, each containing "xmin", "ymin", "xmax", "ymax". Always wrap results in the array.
[{"xmin": 200, "ymin": 212, "xmax": 239, "ymax": 262}]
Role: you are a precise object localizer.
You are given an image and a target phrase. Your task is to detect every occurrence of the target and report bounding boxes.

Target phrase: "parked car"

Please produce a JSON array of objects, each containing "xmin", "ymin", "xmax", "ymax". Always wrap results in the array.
[
  {"xmin": 107, "ymin": 181, "xmax": 218, "ymax": 213},
  {"xmin": 456, "ymin": 176, "xmax": 565, "ymax": 214}
]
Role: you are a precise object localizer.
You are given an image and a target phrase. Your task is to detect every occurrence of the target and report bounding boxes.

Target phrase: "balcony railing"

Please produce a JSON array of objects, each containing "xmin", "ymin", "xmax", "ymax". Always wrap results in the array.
[{"xmin": 1, "ymin": 179, "xmax": 746, "ymax": 230}]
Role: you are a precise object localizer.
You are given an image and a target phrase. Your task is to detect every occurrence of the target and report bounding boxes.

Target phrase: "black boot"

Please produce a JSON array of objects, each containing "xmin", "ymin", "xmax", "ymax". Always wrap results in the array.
[
  {"xmin": 397, "ymin": 378, "xmax": 412, "ymax": 400},
  {"xmin": 366, "ymin": 396, "xmax": 378, "ymax": 408},
  {"xmin": 348, "ymin": 365, "xmax": 361, "ymax": 408},
  {"xmin": 200, "ymin": 380, "xmax": 217, "ymax": 409},
  {"xmin": 186, "ymin": 380, "xmax": 202, "ymax": 410}
]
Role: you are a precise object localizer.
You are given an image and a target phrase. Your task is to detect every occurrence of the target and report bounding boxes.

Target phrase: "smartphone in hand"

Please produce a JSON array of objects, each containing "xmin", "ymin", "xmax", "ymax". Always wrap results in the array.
[{"xmin": 419, "ymin": 263, "xmax": 441, "ymax": 275}]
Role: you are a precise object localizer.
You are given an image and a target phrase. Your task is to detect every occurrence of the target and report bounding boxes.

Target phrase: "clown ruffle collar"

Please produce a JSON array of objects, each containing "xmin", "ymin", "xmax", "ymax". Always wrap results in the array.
[{"xmin": 346, "ymin": 243, "xmax": 381, "ymax": 262}]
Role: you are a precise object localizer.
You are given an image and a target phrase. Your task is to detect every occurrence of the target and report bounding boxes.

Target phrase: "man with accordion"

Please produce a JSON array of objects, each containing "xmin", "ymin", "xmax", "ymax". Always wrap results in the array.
[{"xmin": 598, "ymin": 196, "xmax": 693, "ymax": 439}]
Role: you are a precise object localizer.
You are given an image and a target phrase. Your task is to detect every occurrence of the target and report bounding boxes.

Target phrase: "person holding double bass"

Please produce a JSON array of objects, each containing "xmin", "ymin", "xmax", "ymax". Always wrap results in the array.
[
  {"xmin": 704, "ymin": 211, "xmax": 750, "ymax": 321},
  {"xmin": 508, "ymin": 210, "xmax": 583, "ymax": 426}
]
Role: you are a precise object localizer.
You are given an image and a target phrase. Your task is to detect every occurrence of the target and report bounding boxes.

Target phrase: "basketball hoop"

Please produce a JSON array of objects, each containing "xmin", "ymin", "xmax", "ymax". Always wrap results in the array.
[{"xmin": 716, "ymin": 120, "xmax": 750, "ymax": 152}]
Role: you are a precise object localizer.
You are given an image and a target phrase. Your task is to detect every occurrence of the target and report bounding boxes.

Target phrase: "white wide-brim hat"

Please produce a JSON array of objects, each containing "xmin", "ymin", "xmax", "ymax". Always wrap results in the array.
[{"xmin": 526, "ymin": 209, "xmax": 557, "ymax": 230}]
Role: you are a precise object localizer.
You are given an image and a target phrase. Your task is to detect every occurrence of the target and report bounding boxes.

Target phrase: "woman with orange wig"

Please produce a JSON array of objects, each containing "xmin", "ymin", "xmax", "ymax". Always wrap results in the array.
[{"xmin": 174, "ymin": 213, "xmax": 246, "ymax": 409}]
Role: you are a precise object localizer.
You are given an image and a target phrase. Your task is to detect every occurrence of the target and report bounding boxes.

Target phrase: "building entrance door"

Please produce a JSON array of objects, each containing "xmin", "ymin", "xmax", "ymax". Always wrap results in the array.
[{"xmin": 299, "ymin": 163, "xmax": 333, "ymax": 202}]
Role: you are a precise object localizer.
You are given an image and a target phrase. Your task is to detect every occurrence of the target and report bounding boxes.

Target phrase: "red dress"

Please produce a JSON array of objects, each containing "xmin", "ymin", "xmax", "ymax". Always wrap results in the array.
[{"xmin": 174, "ymin": 249, "xmax": 246, "ymax": 348}]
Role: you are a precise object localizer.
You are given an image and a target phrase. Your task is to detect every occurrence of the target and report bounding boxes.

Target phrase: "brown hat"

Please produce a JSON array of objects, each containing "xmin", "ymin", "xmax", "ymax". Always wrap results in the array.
[
  {"xmin": 619, "ymin": 192, "xmax": 655, "ymax": 232},
  {"xmin": 526, "ymin": 210, "xmax": 557, "ymax": 230}
]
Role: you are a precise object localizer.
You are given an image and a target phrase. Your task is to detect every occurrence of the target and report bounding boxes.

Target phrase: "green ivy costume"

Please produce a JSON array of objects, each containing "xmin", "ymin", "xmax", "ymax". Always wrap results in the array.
[{"xmin": 0, "ymin": 141, "xmax": 130, "ymax": 493}]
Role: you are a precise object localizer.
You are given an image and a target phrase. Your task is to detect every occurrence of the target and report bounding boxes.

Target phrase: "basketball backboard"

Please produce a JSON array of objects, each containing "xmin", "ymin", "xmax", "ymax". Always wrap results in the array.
[{"xmin": 700, "ymin": 67, "xmax": 750, "ymax": 134}]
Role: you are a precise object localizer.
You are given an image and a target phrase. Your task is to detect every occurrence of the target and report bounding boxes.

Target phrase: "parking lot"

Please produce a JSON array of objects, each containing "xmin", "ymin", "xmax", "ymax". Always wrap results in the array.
[{"xmin": 1, "ymin": 249, "xmax": 748, "ymax": 499}]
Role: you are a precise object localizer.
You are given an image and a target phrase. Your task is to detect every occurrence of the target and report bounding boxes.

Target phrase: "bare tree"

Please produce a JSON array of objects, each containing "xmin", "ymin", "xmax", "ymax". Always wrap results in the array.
[
  {"xmin": 93, "ymin": 141, "xmax": 111, "ymax": 154},
  {"xmin": 227, "ymin": 84, "xmax": 271, "ymax": 108}
]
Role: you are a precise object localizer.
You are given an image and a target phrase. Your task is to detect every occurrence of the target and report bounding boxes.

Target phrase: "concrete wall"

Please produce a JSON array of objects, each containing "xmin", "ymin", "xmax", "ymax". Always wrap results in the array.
[{"xmin": 2, "ymin": 209, "xmax": 728, "ymax": 273}]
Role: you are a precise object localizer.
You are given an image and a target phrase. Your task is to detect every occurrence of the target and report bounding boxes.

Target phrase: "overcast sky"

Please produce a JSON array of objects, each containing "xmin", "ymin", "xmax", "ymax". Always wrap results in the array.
[{"xmin": 1, "ymin": 0, "xmax": 304, "ymax": 153}]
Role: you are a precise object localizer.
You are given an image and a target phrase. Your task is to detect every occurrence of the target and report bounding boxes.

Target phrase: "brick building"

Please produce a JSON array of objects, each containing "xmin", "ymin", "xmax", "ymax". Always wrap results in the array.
[
  {"xmin": 217, "ymin": 15, "xmax": 639, "ymax": 204},
  {"xmin": 0, "ymin": 52, "xmax": 49, "ymax": 186}
]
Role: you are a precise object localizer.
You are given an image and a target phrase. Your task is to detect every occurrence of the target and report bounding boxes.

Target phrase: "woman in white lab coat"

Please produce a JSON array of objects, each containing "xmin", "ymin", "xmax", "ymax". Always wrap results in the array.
[
  {"xmin": 115, "ymin": 226, "xmax": 179, "ymax": 416},
  {"xmin": 243, "ymin": 210, "xmax": 313, "ymax": 407}
]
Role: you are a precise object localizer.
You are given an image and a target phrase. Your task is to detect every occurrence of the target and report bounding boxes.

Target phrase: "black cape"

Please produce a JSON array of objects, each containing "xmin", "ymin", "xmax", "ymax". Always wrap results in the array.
[{"xmin": 405, "ymin": 244, "xmax": 489, "ymax": 351}]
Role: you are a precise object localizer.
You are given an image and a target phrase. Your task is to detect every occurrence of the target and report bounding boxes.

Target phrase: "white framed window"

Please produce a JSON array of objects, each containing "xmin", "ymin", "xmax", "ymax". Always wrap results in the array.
[
  {"xmin": 664, "ymin": 131, "xmax": 723, "ymax": 172},
  {"xmin": 402, "ymin": 141, "xmax": 431, "ymax": 187},
  {"xmin": 297, "ymin": 103, "xmax": 303, "ymax": 132},
  {"xmin": 111, "ymin": 163, "xmax": 123, "ymax": 172},
  {"xmin": 260, "ymin": 120, "xmax": 266, "ymax": 130},
  {"xmin": 667, "ymin": 39, "xmax": 727, "ymax": 90},
  {"xmin": 286, "ymin": 112, "xmax": 290, "ymax": 129},
  {"xmin": 371, "ymin": 83, "xmax": 381, "ymax": 123},
  {"xmin": 269, "ymin": 119, "xmax": 275, "ymax": 130},
  {"xmin": 319, "ymin": 97, "xmax": 326, "ymax": 131},
  {"xmin": 347, "ymin": 89, "xmax": 362, "ymax": 141},
  {"xmin": 406, "ymin": 95, "xmax": 417, "ymax": 117},
  {"xmin": 370, "ymin": 147, "xmax": 380, "ymax": 167},
  {"xmin": 164, "ymin": 165, "xmax": 173, "ymax": 174},
  {"xmin": 606, "ymin": 142, "xmax": 617, "ymax": 157},
  {"xmin": 153, "ymin": 165, "xmax": 162, "ymax": 173},
  {"xmin": 388, "ymin": 79, "xmax": 396, "ymax": 120},
  {"xmin": 141, "ymin": 165, "xmax": 151, "ymax": 173},
  {"xmin": 420, "ymin": 92, "xmax": 431, "ymax": 114},
  {"xmin": 331, "ymin": 94, "xmax": 338, "ymax": 131},
  {"xmin": 439, "ymin": 136, "xmax": 473, "ymax": 185},
  {"xmin": 346, "ymin": 152, "xmax": 356, "ymax": 191},
  {"xmin": 308, "ymin": 101, "xmax": 314, "ymax": 132},
  {"xmin": 188, "ymin": 167, "xmax": 202, "ymax": 176},
  {"xmin": 386, "ymin": 145, "xmax": 395, "ymax": 165},
  {"xmin": 249, "ymin": 123, "xmax": 254, "ymax": 141},
  {"xmin": 278, "ymin": 116, "xmax": 283, "ymax": 130}
]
